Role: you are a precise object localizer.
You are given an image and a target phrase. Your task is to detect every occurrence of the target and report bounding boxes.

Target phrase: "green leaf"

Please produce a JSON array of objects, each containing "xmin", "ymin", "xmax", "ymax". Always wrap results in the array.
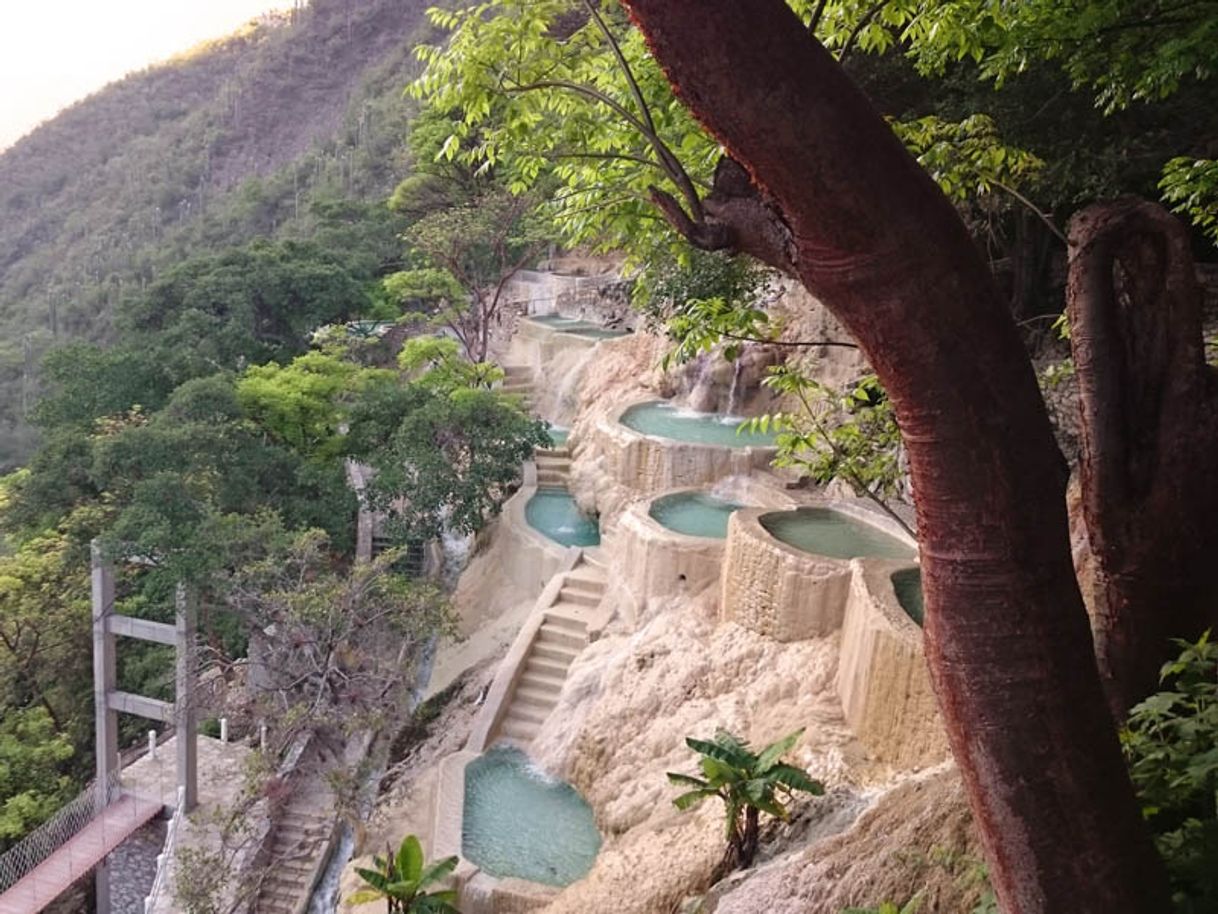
[
  {"xmin": 756, "ymin": 728, "xmax": 804, "ymax": 773},
  {"xmin": 397, "ymin": 834, "xmax": 425, "ymax": 881},
  {"xmin": 672, "ymin": 788, "xmax": 718, "ymax": 811}
]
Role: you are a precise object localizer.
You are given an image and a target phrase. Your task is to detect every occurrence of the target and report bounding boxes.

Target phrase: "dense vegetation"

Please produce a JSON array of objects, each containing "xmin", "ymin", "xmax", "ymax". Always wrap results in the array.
[
  {"xmin": 0, "ymin": 0, "xmax": 440, "ymax": 471},
  {"xmin": 0, "ymin": 0, "xmax": 552, "ymax": 852}
]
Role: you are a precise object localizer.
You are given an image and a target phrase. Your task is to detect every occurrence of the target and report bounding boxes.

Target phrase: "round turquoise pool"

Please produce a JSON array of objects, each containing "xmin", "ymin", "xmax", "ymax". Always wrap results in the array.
[
  {"xmin": 526, "ymin": 488, "xmax": 600, "ymax": 547},
  {"xmin": 649, "ymin": 491, "xmax": 742, "ymax": 539},
  {"xmin": 619, "ymin": 401, "xmax": 776, "ymax": 448},
  {"xmin": 760, "ymin": 508, "xmax": 914, "ymax": 560},
  {"xmin": 462, "ymin": 746, "xmax": 601, "ymax": 887}
]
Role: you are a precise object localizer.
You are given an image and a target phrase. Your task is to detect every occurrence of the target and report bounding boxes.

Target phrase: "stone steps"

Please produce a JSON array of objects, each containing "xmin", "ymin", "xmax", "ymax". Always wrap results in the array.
[
  {"xmin": 490, "ymin": 576, "xmax": 604, "ymax": 746},
  {"xmin": 536, "ymin": 622, "xmax": 586, "ymax": 650},
  {"xmin": 251, "ymin": 759, "xmax": 335, "ymax": 914}
]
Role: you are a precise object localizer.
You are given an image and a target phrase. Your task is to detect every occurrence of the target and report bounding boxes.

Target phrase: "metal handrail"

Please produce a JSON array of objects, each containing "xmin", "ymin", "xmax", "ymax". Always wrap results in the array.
[
  {"xmin": 0, "ymin": 771, "xmax": 121, "ymax": 891},
  {"xmin": 143, "ymin": 786, "xmax": 186, "ymax": 913}
]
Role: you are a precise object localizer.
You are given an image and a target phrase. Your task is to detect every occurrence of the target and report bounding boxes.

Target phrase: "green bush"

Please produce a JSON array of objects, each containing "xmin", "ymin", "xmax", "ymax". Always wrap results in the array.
[{"xmin": 1121, "ymin": 631, "xmax": 1218, "ymax": 914}]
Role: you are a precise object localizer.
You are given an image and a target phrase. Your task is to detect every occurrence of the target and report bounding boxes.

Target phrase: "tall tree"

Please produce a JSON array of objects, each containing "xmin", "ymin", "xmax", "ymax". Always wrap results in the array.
[{"xmin": 617, "ymin": 2, "xmax": 1170, "ymax": 912}]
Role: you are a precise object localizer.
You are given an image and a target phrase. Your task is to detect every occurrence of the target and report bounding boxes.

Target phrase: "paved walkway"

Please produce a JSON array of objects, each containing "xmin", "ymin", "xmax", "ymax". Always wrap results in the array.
[{"xmin": 0, "ymin": 794, "xmax": 162, "ymax": 914}]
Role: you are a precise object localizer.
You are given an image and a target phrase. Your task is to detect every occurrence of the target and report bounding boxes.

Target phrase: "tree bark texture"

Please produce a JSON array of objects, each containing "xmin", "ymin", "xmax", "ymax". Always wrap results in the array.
[
  {"xmin": 1067, "ymin": 198, "xmax": 1218, "ymax": 717},
  {"xmin": 619, "ymin": 2, "xmax": 1170, "ymax": 911}
]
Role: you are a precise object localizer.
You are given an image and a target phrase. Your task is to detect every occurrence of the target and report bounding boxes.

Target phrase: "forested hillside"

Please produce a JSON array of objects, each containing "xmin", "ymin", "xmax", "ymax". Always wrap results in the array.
[{"xmin": 0, "ymin": 0, "xmax": 436, "ymax": 469}]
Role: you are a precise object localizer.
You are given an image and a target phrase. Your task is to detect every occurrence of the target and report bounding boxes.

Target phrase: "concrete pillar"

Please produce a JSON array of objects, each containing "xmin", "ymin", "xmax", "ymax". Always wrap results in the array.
[
  {"xmin": 92, "ymin": 542, "xmax": 119, "ymax": 793},
  {"xmin": 175, "ymin": 584, "xmax": 198, "ymax": 812},
  {"xmin": 91, "ymin": 542, "xmax": 117, "ymax": 914}
]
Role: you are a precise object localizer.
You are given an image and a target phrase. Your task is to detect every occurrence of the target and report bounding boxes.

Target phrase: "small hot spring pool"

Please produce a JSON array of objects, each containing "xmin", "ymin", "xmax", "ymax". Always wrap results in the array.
[
  {"xmin": 649, "ymin": 491, "xmax": 741, "ymax": 539},
  {"xmin": 526, "ymin": 488, "xmax": 600, "ymax": 547},
  {"xmin": 546, "ymin": 425, "xmax": 570, "ymax": 447},
  {"xmin": 462, "ymin": 746, "xmax": 601, "ymax": 887},
  {"xmin": 760, "ymin": 508, "xmax": 914, "ymax": 561},
  {"xmin": 891, "ymin": 568, "xmax": 924, "ymax": 626},
  {"xmin": 619, "ymin": 401, "xmax": 777, "ymax": 448},
  {"xmin": 527, "ymin": 315, "xmax": 629, "ymax": 340}
]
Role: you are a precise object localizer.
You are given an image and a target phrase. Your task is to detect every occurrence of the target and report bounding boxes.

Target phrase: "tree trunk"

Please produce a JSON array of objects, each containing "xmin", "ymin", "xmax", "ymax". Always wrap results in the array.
[
  {"xmin": 1067, "ymin": 198, "xmax": 1218, "ymax": 717},
  {"xmin": 619, "ymin": 2, "xmax": 1170, "ymax": 911}
]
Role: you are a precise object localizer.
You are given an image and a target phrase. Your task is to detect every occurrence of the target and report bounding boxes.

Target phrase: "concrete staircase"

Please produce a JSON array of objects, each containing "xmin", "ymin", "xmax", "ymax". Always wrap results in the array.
[
  {"xmin": 535, "ymin": 446, "xmax": 572, "ymax": 488},
  {"xmin": 493, "ymin": 560, "xmax": 608, "ymax": 746},
  {"xmin": 253, "ymin": 805, "xmax": 332, "ymax": 914},
  {"xmin": 250, "ymin": 736, "xmax": 341, "ymax": 914},
  {"xmin": 500, "ymin": 365, "xmax": 534, "ymax": 410}
]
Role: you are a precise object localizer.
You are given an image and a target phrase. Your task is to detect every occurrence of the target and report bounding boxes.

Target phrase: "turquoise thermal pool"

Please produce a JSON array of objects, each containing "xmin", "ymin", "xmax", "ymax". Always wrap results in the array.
[
  {"xmin": 619, "ymin": 401, "xmax": 777, "ymax": 448},
  {"xmin": 526, "ymin": 488, "xmax": 600, "ymax": 547},
  {"xmin": 891, "ymin": 568, "xmax": 924, "ymax": 626},
  {"xmin": 649, "ymin": 491, "xmax": 742, "ymax": 539},
  {"xmin": 546, "ymin": 425, "xmax": 570, "ymax": 447},
  {"xmin": 462, "ymin": 746, "xmax": 602, "ymax": 887},
  {"xmin": 527, "ymin": 314, "xmax": 629, "ymax": 339},
  {"xmin": 759, "ymin": 508, "xmax": 914, "ymax": 560}
]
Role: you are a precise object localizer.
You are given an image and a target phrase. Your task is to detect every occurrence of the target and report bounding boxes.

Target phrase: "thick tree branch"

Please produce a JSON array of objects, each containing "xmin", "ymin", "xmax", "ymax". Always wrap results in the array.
[{"xmin": 1067, "ymin": 197, "xmax": 1218, "ymax": 715}]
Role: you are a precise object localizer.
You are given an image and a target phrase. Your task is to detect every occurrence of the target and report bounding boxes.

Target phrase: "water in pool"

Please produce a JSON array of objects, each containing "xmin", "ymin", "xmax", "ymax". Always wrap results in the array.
[
  {"xmin": 649, "ymin": 491, "xmax": 742, "ymax": 538},
  {"xmin": 526, "ymin": 488, "xmax": 600, "ymax": 547},
  {"xmin": 891, "ymin": 568, "xmax": 924, "ymax": 625},
  {"xmin": 527, "ymin": 315, "xmax": 628, "ymax": 339},
  {"xmin": 462, "ymin": 746, "xmax": 601, "ymax": 887},
  {"xmin": 545, "ymin": 425, "xmax": 570, "ymax": 447},
  {"xmin": 760, "ymin": 508, "xmax": 914, "ymax": 560},
  {"xmin": 619, "ymin": 401, "xmax": 777, "ymax": 448}
]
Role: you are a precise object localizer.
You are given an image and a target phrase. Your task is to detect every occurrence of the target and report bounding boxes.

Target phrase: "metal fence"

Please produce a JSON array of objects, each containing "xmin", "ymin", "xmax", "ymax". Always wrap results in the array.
[
  {"xmin": 0, "ymin": 772, "xmax": 119, "ymax": 892},
  {"xmin": 143, "ymin": 787, "xmax": 186, "ymax": 914}
]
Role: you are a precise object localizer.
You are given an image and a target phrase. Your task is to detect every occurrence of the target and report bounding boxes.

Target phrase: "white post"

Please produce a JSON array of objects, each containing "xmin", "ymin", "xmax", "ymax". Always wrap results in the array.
[
  {"xmin": 148, "ymin": 730, "xmax": 157, "ymax": 759},
  {"xmin": 219, "ymin": 717, "xmax": 228, "ymax": 744},
  {"xmin": 259, "ymin": 721, "xmax": 268, "ymax": 751}
]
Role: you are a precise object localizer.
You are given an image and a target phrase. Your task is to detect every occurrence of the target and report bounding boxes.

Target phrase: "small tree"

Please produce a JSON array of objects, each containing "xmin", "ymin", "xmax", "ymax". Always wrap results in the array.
[
  {"xmin": 385, "ymin": 190, "xmax": 543, "ymax": 363},
  {"xmin": 667, "ymin": 728, "xmax": 823, "ymax": 871},
  {"xmin": 349, "ymin": 834, "xmax": 460, "ymax": 913}
]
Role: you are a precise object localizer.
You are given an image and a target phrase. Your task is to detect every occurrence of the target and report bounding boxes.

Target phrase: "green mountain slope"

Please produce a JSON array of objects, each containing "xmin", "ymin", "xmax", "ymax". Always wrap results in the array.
[{"xmin": 0, "ymin": 0, "xmax": 436, "ymax": 469}]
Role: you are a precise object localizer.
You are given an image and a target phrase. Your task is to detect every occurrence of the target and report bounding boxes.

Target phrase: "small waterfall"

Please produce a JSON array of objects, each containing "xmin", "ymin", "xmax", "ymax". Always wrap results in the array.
[
  {"xmin": 554, "ymin": 347, "xmax": 594, "ymax": 423},
  {"xmin": 440, "ymin": 528, "xmax": 473, "ymax": 591},
  {"xmin": 305, "ymin": 642, "xmax": 442, "ymax": 912},
  {"xmin": 725, "ymin": 358, "xmax": 744, "ymax": 418}
]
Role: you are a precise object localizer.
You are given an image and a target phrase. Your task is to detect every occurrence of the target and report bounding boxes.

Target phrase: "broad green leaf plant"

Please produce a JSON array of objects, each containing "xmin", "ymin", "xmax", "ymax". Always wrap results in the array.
[
  {"xmin": 668, "ymin": 728, "xmax": 823, "ymax": 871},
  {"xmin": 349, "ymin": 834, "xmax": 461, "ymax": 913}
]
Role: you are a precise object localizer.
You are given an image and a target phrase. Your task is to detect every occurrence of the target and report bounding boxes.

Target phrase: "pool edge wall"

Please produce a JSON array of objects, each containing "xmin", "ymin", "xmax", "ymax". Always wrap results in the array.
[
  {"xmin": 433, "ymin": 751, "xmax": 561, "ymax": 914},
  {"xmin": 591, "ymin": 402, "xmax": 778, "ymax": 497},
  {"xmin": 616, "ymin": 492, "xmax": 732, "ymax": 612},
  {"xmin": 720, "ymin": 508, "xmax": 854, "ymax": 641},
  {"xmin": 835, "ymin": 558, "xmax": 949, "ymax": 769}
]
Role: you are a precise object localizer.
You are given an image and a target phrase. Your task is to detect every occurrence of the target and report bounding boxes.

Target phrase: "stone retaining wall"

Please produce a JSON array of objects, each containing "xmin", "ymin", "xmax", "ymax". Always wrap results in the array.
[
  {"xmin": 616, "ymin": 496, "xmax": 732, "ymax": 611},
  {"xmin": 835, "ymin": 560, "xmax": 948, "ymax": 768},
  {"xmin": 588, "ymin": 405, "xmax": 776, "ymax": 498},
  {"xmin": 720, "ymin": 508, "xmax": 854, "ymax": 641}
]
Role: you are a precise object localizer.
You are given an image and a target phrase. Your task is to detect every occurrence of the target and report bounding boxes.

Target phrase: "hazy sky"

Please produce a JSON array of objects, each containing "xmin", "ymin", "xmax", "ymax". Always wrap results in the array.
[{"xmin": 0, "ymin": 0, "xmax": 290, "ymax": 150}]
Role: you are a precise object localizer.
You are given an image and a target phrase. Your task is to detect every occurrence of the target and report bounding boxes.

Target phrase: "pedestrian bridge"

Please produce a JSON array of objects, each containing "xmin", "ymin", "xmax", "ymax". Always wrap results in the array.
[{"xmin": 0, "ymin": 786, "xmax": 163, "ymax": 914}]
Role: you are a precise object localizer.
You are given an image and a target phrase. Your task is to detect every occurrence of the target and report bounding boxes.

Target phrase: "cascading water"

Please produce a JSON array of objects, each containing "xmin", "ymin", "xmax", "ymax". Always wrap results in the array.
[
  {"xmin": 440, "ymin": 527, "xmax": 473, "ymax": 591},
  {"xmin": 725, "ymin": 358, "xmax": 744, "ymax": 418}
]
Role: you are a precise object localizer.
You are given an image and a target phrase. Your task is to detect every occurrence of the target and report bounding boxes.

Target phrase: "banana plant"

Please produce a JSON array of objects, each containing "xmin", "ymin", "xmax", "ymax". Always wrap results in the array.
[
  {"xmin": 348, "ymin": 834, "xmax": 460, "ymax": 913},
  {"xmin": 667, "ymin": 727, "xmax": 824, "ymax": 870}
]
